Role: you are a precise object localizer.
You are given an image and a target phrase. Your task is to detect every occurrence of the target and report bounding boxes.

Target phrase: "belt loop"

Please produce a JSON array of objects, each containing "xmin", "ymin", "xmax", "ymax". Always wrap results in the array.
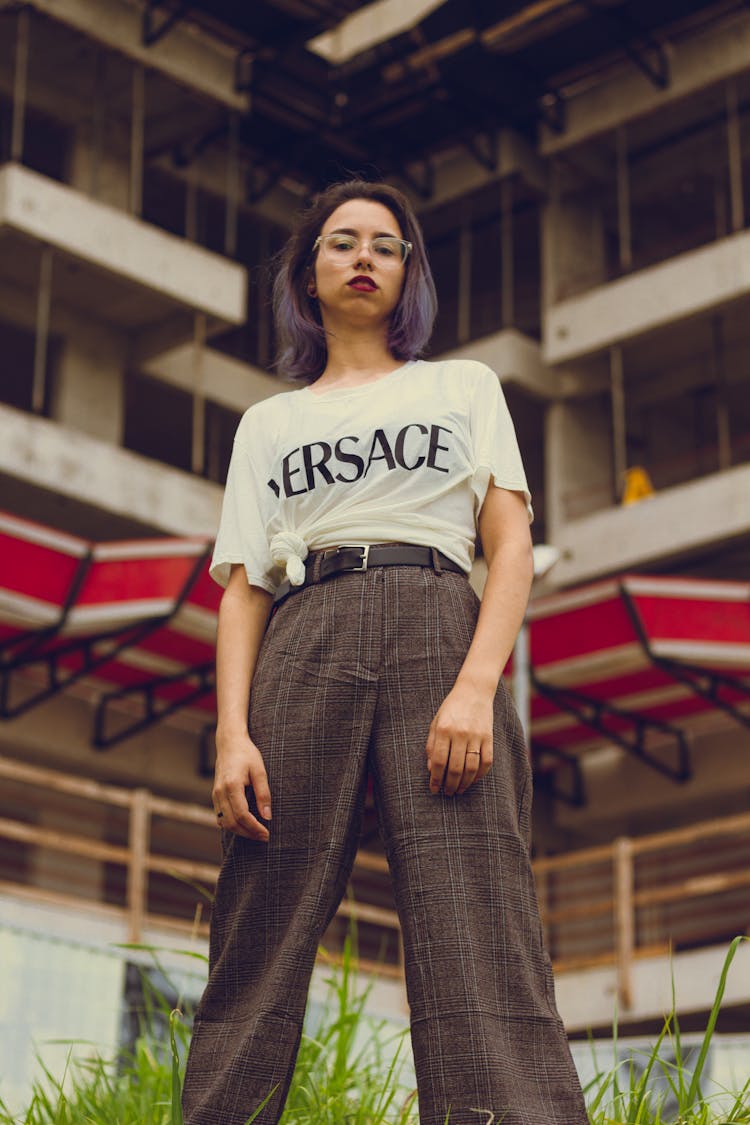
[
  {"xmin": 310, "ymin": 551, "xmax": 324, "ymax": 582},
  {"xmin": 430, "ymin": 547, "xmax": 443, "ymax": 575}
]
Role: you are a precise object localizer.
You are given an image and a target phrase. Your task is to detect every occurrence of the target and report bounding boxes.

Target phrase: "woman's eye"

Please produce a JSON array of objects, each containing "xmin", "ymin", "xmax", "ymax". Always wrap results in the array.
[
  {"xmin": 331, "ymin": 237, "xmax": 357, "ymax": 251},
  {"xmin": 374, "ymin": 240, "xmax": 396, "ymax": 256}
]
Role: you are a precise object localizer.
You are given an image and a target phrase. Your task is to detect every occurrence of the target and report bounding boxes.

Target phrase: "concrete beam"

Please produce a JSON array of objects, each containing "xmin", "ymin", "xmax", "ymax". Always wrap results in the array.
[
  {"xmin": 0, "ymin": 164, "xmax": 247, "ymax": 324},
  {"xmin": 309, "ymin": 0, "xmax": 443, "ymax": 63},
  {"xmin": 26, "ymin": 0, "xmax": 248, "ymax": 111},
  {"xmin": 544, "ymin": 231, "xmax": 750, "ymax": 364},
  {"xmin": 439, "ymin": 328, "xmax": 554, "ymax": 399},
  {"xmin": 541, "ymin": 8, "xmax": 750, "ymax": 154},
  {"xmin": 141, "ymin": 344, "xmax": 289, "ymax": 414},
  {"xmin": 0, "ymin": 404, "xmax": 222, "ymax": 538},
  {"xmin": 413, "ymin": 130, "xmax": 548, "ymax": 212},
  {"xmin": 548, "ymin": 463, "xmax": 750, "ymax": 588}
]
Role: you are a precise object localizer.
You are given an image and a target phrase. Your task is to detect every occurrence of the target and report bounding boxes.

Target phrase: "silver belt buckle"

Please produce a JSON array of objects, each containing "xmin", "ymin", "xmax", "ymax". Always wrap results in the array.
[{"xmin": 337, "ymin": 544, "xmax": 370, "ymax": 571}]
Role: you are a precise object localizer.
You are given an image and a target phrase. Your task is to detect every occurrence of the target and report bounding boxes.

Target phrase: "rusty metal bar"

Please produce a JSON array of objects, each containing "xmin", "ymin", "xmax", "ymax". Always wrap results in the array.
[{"xmin": 32, "ymin": 246, "xmax": 53, "ymax": 414}]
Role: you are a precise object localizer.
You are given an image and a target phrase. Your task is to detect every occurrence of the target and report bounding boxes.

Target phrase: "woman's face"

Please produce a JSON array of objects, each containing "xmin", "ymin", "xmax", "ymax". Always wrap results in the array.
[{"xmin": 310, "ymin": 198, "xmax": 407, "ymax": 330}]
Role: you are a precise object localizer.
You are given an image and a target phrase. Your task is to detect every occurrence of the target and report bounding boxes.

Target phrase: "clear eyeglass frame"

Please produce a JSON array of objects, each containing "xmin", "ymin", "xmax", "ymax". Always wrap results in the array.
[{"xmin": 313, "ymin": 233, "xmax": 413, "ymax": 267}]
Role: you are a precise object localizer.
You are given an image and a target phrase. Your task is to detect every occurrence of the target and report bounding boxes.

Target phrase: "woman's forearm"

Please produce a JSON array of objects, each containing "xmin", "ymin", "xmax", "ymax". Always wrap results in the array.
[
  {"xmin": 211, "ymin": 568, "xmax": 274, "ymax": 839},
  {"xmin": 215, "ymin": 569, "xmax": 273, "ymax": 746},
  {"xmin": 455, "ymin": 535, "xmax": 533, "ymax": 697}
]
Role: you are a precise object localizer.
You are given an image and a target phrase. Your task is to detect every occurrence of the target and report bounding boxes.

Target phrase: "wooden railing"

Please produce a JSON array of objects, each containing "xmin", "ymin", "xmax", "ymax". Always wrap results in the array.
[{"xmin": 1, "ymin": 755, "xmax": 748, "ymax": 1006}]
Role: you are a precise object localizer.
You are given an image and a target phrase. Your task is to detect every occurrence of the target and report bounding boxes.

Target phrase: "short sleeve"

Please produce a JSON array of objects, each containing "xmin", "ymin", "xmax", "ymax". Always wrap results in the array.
[
  {"xmin": 470, "ymin": 367, "xmax": 533, "ymax": 522},
  {"xmin": 209, "ymin": 430, "xmax": 276, "ymax": 592}
]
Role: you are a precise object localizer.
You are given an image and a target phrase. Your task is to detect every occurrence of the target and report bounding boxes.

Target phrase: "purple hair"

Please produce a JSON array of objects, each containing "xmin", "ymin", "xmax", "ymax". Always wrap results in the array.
[{"xmin": 272, "ymin": 180, "xmax": 438, "ymax": 383}]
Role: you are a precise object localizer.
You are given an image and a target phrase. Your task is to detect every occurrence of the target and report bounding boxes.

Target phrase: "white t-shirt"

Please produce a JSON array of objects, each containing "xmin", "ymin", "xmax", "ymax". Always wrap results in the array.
[{"xmin": 210, "ymin": 359, "xmax": 532, "ymax": 592}]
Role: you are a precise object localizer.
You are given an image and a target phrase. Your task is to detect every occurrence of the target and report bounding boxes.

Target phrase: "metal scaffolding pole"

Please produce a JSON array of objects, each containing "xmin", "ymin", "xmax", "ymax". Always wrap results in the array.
[
  {"xmin": 257, "ymin": 221, "xmax": 271, "ymax": 369},
  {"xmin": 616, "ymin": 126, "xmax": 632, "ymax": 272},
  {"xmin": 32, "ymin": 247, "xmax": 53, "ymax": 415},
  {"xmin": 225, "ymin": 110, "xmax": 240, "ymax": 258},
  {"xmin": 185, "ymin": 175, "xmax": 198, "ymax": 241},
  {"xmin": 547, "ymin": 159, "xmax": 561, "ymax": 307},
  {"xmin": 89, "ymin": 49, "xmax": 105, "ymax": 197},
  {"xmin": 711, "ymin": 315, "xmax": 732, "ymax": 471},
  {"xmin": 11, "ymin": 6, "xmax": 30, "ymax": 163},
  {"xmin": 610, "ymin": 344, "xmax": 627, "ymax": 501},
  {"xmin": 726, "ymin": 77, "xmax": 745, "ymax": 234},
  {"xmin": 457, "ymin": 219, "xmax": 472, "ymax": 344},
  {"xmin": 501, "ymin": 176, "xmax": 515, "ymax": 329},
  {"xmin": 130, "ymin": 63, "xmax": 145, "ymax": 217},
  {"xmin": 191, "ymin": 312, "xmax": 206, "ymax": 476}
]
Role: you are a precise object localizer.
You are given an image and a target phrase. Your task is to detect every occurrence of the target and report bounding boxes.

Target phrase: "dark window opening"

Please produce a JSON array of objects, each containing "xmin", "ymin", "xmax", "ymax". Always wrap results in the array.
[
  {"xmin": 204, "ymin": 399, "xmax": 241, "ymax": 485},
  {"xmin": 124, "ymin": 372, "xmax": 193, "ymax": 473},
  {"xmin": 0, "ymin": 318, "xmax": 58, "ymax": 415}
]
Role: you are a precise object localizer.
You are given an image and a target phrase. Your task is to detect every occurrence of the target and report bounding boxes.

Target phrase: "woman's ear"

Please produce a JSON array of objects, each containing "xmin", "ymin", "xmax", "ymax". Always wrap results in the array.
[{"xmin": 307, "ymin": 280, "xmax": 318, "ymax": 298}]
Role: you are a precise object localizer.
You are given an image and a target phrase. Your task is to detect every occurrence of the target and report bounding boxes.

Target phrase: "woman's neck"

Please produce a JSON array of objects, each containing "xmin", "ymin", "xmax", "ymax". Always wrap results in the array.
[{"xmin": 318, "ymin": 324, "xmax": 399, "ymax": 388}]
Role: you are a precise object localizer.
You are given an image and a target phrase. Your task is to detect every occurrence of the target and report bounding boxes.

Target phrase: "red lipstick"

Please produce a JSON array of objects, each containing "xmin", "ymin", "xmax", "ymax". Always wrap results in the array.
[{"xmin": 348, "ymin": 275, "xmax": 377, "ymax": 292}]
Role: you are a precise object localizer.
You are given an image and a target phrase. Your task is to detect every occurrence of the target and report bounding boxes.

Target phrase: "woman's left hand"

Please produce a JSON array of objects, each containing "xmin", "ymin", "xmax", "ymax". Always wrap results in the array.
[{"xmin": 425, "ymin": 682, "xmax": 494, "ymax": 796}]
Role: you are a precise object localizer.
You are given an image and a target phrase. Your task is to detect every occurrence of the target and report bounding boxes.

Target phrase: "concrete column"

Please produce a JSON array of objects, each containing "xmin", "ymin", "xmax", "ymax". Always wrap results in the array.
[
  {"xmin": 541, "ymin": 164, "xmax": 607, "ymax": 306},
  {"xmin": 55, "ymin": 325, "xmax": 125, "ymax": 443},
  {"xmin": 544, "ymin": 395, "xmax": 614, "ymax": 536}
]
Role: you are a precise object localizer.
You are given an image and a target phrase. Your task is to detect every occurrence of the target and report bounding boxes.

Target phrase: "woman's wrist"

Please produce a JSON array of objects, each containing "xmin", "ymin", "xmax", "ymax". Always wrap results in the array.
[
  {"xmin": 215, "ymin": 722, "xmax": 250, "ymax": 748},
  {"xmin": 454, "ymin": 663, "xmax": 501, "ymax": 698}
]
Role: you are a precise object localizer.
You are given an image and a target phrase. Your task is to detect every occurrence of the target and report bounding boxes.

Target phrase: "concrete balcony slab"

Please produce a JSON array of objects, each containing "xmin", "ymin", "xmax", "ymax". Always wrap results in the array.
[
  {"xmin": 0, "ymin": 404, "xmax": 222, "ymax": 538},
  {"xmin": 544, "ymin": 232, "xmax": 750, "ymax": 365},
  {"xmin": 141, "ymin": 344, "xmax": 289, "ymax": 414},
  {"xmin": 548, "ymin": 464, "xmax": 750, "ymax": 589},
  {"xmin": 440, "ymin": 328, "xmax": 552, "ymax": 398},
  {"xmin": 0, "ymin": 164, "xmax": 246, "ymax": 328}
]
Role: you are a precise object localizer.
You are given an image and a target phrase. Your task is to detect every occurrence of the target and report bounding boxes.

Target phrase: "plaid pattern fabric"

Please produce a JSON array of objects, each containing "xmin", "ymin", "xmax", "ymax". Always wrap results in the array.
[{"xmin": 182, "ymin": 566, "xmax": 589, "ymax": 1125}]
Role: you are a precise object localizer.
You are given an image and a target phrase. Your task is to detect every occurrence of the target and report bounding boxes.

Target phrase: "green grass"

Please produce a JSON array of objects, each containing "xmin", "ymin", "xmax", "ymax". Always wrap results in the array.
[{"xmin": 1, "ymin": 937, "xmax": 748, "ymax": 1124}]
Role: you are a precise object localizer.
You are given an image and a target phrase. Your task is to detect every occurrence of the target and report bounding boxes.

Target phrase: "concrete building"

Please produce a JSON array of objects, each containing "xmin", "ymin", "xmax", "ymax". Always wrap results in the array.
[{"xmin": 0, "ymin": 0, "xmax": 749, "ymax": 1105}]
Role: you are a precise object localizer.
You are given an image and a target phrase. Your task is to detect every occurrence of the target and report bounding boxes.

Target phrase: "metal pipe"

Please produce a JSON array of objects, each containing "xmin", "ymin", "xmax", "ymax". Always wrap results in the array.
[
  {"xmin": 616, "ymin": 126, "xmax": 632, "ymax": 272},
  {"xmin": 32, "ymin": 247, "xmax": 53, "ymax": 415},
  {"xmin": 610, "ymin": 344, "xmax": 627, "ymax": 501},
  {"xmin": 501, "ymin": 176, "xmax": 515, "ymax": 328},
  {"xmin": 130, "ymin": 63, "xmax": 145, "ymax": 217},
  {"xmin": 11, "ymin": 6, "xmax": 30, "ymax": 163},
  {"xmin": 726, "ymin": 77, "xmax": 744, "ymax": 234}
]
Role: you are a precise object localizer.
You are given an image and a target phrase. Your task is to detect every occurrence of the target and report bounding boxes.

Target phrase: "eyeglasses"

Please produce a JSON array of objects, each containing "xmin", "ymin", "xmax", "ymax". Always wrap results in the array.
[{"xmin": 313, "ymin": 233, "xmax": 412, "ymax": 267}]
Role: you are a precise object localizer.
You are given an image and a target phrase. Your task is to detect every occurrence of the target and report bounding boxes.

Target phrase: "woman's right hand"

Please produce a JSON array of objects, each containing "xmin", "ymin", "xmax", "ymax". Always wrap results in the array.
[{"xmin": 212, "ymin": 731, "xmax": 272, "ymax": 841}]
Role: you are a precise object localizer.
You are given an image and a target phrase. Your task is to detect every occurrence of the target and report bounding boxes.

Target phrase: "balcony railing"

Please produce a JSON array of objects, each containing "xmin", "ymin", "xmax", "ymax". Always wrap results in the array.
[{"xmin": 1, "ymin": 755, "xmax": 748, "ymax": 1007}]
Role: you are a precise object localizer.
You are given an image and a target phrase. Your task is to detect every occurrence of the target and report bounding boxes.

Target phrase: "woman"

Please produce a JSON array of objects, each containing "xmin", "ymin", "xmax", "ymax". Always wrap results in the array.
[{"xmin": 182, "ymin": 180, "xmax": 588, "ymax": 1125}]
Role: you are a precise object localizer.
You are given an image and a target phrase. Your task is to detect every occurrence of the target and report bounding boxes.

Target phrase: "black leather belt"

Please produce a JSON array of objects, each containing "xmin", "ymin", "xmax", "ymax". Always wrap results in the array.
[{"xmin": 272, "ymin": 544, "xmax": 465, "ymax": 608}]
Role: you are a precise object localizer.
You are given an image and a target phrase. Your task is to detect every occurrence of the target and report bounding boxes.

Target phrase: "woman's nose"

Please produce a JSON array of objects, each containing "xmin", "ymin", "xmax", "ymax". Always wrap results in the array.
[{"xmin": 354, "ymin": 241, "xmax": 375, "ymax": 267}]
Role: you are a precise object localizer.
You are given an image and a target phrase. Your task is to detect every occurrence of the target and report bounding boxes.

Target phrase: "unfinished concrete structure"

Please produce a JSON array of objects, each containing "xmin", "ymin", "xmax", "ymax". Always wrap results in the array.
[{"xmin": 0, "ymin": 0, "xmax": 749, "ymax": 1100}]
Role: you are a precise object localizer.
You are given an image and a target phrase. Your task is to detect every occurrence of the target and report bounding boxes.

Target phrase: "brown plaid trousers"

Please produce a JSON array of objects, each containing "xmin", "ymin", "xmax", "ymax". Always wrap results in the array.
[{"xmin": 182, "ymin": 563, "xmax": 589, "ymax": 1125}]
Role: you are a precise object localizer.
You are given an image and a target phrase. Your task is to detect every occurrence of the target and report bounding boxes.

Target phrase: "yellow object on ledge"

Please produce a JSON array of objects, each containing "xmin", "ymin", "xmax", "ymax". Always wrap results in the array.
[{"xmin": 622, "ymin": 466, "xmax": 655, "ymax": 505}]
